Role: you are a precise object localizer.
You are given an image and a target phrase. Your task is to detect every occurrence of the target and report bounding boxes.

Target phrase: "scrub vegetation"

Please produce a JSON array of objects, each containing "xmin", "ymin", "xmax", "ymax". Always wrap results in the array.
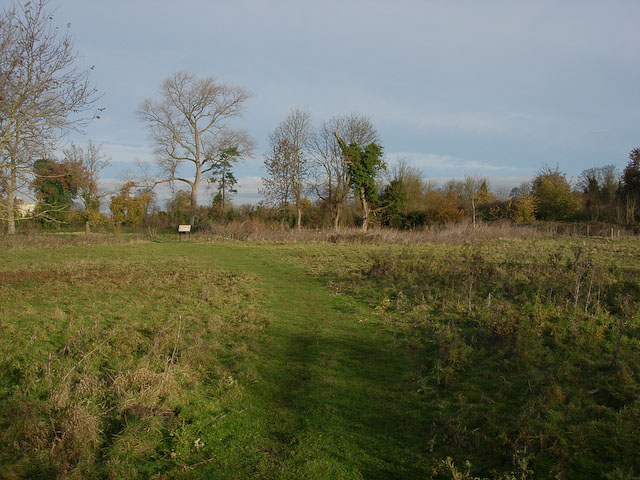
[{"xmin": 1, "ymin": 233, "xmax": 639, "ymax": 478}]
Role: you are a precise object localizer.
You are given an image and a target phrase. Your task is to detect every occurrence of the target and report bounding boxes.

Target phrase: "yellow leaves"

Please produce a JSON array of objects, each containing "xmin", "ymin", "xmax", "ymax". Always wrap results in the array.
[{"xmin": 109, "ymin": 182, "xmax": 151, "ymax": 227}]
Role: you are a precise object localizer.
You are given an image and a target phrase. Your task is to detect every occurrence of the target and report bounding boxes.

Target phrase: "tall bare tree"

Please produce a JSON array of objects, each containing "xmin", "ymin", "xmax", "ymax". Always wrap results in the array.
[
  {"xmin": 262, "ymin": 108, "xmax": 312, "ymax": 230},
  {"xmin": 310, "ymin": 114, "xmax": 378, "ymax": 230},
  {"xmin": 261, "ymin": 141, "xmax": 293, "ymax": 223},
  {"xmin": 138, "ymin": 72, "xmax": 253, "ymax": 225},
  {"xmin": 0, "ymin": 0, "xmax": 98, "ymax": 234},
  {"xmin": 462, "ymin": 176, "xmax": 485, "ymax": 229}
]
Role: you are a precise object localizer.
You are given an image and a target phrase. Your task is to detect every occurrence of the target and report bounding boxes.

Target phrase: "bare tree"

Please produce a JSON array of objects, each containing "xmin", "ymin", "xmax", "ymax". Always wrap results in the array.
[
  {"xmin": 462, "ymin": 176, "xmax": 483, "ymax": 228},
  {"xmin": 138, "ymin": 72, "xmax": 253, "ymax": 225},
  {"xmin": 261, "ymin": 140, "xmax": 293, "ymax": 223},
  {"xmin": 0, "ymin": 0, "xmax": 98, "ymax": 234},
  {"xmin": 310, "ymin": 113, "xmax": 378, "ymax": 230},
  {"xmin": 448, "ymin": 176, "xmax": 493, "ymax": 228},
  {"xmin": 262, "ymin": 108, "xmax": 312, "ymax": 230},
  {"xmin": 383, "ymin": 159, "xmax": 425, "ymax": 212}
]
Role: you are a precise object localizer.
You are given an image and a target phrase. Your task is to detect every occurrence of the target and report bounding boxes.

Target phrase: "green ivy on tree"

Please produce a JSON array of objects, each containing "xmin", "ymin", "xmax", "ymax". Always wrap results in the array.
[
  {"xmin": 32, "ymin": 158, "xmax": 80, "ymax": 227},
  {"xmin": 380, "ymin": 179, "xmax": 406, "ymax": 229},
  {"xmin": 334, "ymin": 133, "xmax": 384, "ymax": 232}
]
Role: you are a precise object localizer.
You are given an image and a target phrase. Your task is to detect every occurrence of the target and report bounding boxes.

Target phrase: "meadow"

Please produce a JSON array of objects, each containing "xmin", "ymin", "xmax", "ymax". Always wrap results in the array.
[{"xmin": 0, "ymin": 231, "xmax": 638, "ymax": 479}]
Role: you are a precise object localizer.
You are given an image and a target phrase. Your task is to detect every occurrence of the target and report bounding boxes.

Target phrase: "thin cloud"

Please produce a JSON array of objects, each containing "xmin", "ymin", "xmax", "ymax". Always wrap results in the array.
[
  {"xmin": 386, "ymin": 152, "xmax": 531, "ymax": 173},
  {"xmin": 100, "ymin": 143, "xmax": 155, "ymax": 164}
]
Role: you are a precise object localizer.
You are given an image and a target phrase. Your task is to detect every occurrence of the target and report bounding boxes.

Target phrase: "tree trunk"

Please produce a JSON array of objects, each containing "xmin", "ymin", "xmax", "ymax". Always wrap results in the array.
[
  {"xmin": 360, "ymin": 187, "xmax": 369, "ymax": 233},
  {"xmin": 295, "ymin": 189, "xmax": 302, "ymax": 231},
  {"xmin": 7, "ymin": 166, "xmax": 16, "ymax": 235},
  {"xmin": 189, "ymin": 189, "xmax": 197, "ymax": 226},
  {"xmin": 189, "ymin": 173, "xmax": 201, "ymax": 226},
  {"xmin": 221, "ymin": 180, "xmax": 226, "ymax": 225},
  {"xmin": 85, "ymin": 220, "xmax": 90, "ymax": 235},
  {"xmin": 333, "ymin": 204, "xmax": 341, "ymax": 231},
  {"xmin": 472, "ymin": 197, "xmax": 476, "ymax": 228},
  {"xmin": 7, "ymin": 195, "xmax": 15, "ymax": 235}
]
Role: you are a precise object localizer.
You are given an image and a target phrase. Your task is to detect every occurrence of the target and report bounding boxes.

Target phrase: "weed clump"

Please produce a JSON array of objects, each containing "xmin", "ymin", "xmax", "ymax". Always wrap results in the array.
[
  {"xmin": 303, "ymin": 239, "xmax": 640, "ymax": 478},
  {"xmin": 0, "ymin": 258, "xmax": 266, "ymax": 477}
]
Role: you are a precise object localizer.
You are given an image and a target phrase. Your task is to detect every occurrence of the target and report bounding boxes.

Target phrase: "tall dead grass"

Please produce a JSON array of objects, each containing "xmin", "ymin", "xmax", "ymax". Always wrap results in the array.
[
  {"xmin": 0, "ymin": 232, "xmax": 149, "ymax": 250},
  {"xmin": 1, "ymin": 219, "xmax": 635, "ymax": 250},
  {"xmin": 197, "ymin": 219, "xmax": 637, "ymax": 245}
]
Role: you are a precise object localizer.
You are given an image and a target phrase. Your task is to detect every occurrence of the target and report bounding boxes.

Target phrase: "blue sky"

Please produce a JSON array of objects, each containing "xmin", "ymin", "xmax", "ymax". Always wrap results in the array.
[{"xmin": 17, "ymin": 0, "xmax": 640, "ymax": 204}]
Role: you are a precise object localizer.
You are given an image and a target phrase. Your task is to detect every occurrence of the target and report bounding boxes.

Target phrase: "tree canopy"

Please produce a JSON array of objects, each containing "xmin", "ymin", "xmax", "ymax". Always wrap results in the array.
[
  {"xmin": 138, "ymin": 72, "xmax": 253, "ymax": 226},
  {"xmin": 532, "ymin": 166, "xmax": 580, "ymax": 221},
  {"xmin": 0, "ymin": 0, "xmax": 98, "ymax": 233},
  {"xmin": 32, "ymin": 158, "xmax": 81, "ymax": 226}
]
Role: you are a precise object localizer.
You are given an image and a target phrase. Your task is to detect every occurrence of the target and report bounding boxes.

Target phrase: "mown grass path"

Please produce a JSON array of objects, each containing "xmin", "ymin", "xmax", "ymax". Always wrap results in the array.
[
  {"xmin": 7, "ymin": 237, "xmax": 637, "ymax": 478},
  {"xmin": 187, "ymin": 242, "xmax": 431, "ymax": 479},
  {"xmin": 0, "ymin": 240, "xmax": 433, "ymax": 478}
]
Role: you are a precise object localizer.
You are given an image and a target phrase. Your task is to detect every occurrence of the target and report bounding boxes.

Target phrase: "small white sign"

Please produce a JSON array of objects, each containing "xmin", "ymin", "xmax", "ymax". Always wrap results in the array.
[{"xmin": 178, "ymin": 224, "xmax": 191, "ymax": 233}]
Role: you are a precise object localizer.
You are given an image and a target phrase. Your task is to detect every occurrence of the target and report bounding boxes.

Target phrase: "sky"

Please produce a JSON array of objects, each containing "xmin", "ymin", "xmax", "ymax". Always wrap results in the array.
[{"xmin": 9, "ymin": 0, "xmax": 640, "ymax": 206}]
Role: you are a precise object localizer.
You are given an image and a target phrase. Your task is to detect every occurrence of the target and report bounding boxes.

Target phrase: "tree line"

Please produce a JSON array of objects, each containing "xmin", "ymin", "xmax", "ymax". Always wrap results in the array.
[
  {"xmin": 2, "ymin": 1, "xmax": 639, "ymax": 235},
  {"xmin": 259, "ymin": 129, "xmax": 640, "ymax": 231},
  {"xmin": 97, "ymin": 145, "xmax": 640, "ymax": 234}
]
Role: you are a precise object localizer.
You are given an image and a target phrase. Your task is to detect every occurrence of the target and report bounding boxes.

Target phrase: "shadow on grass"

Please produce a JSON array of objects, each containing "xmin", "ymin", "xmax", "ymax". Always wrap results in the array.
[
  {"xmin": 196, "ymin": 244, "xmax": 435, "ymax": 477},
  {"xmin": 249, "ymin": 323, "xmax": 433, "ymax": 478}
]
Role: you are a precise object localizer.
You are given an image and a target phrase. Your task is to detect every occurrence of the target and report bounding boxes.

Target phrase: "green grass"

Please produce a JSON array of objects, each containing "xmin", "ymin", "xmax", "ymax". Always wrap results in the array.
[{"xmin": 0, "ymin": 236, "xmax": 639, "ymax": 478}]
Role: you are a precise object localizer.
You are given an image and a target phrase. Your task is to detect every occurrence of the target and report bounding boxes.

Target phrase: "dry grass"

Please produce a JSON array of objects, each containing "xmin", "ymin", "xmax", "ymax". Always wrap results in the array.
[
  {"xmin": 0, "ymin": 232, "xmax": 149, "ymax": 250},
  {"xmin": 1, "ymin": 219, "xmax": 635, "ymax": 250},
  {"xmin": 196, "ymin": 219, "xmax": 637, "ymax": 245}
]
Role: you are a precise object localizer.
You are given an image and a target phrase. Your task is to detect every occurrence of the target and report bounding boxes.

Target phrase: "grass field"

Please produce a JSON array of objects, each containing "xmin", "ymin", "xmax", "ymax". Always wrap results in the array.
[{"xmin": 1, "ymin": 234, "xmax": 639, "ymax": 479}]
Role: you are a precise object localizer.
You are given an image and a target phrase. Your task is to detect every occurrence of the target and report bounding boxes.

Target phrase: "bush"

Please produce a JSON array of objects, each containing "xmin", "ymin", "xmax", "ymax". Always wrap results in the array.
[{"xmin": 532, "ymin": 166, "xmax": 580, "ymax": 221}]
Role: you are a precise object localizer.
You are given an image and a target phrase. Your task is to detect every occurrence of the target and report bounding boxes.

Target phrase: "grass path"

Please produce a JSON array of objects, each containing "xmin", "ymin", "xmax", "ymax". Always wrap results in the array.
[
  {"xmin": 5, "ymin": 237, "xmax": 639, "ymax": 478},
  {"xmin": 188, "ymin": 243, "xmax": 431, "ymax": 479},
  {"xmin": 0, "ymin": 240, "xmax": 433, "ymax": 478}
]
